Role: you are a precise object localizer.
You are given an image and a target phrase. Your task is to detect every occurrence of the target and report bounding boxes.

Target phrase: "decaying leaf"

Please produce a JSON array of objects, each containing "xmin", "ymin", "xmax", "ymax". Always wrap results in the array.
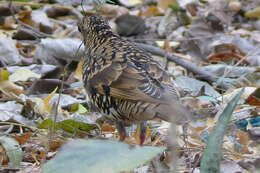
[
  {"xmin": 0, "ymin": 136, "xmax": 23, "ymax": 169},
  {"xmin": 43, "ymin": 139, "xmax": 165, "ymax": 173},
  {"xmin": 9, "ymin": 68, "xmax": 41, "ymax": 82}
]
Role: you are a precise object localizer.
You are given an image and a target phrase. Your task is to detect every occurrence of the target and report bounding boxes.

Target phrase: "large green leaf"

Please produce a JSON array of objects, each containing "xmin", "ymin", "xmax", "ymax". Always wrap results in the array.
[
  {"xmin": 38, "ymin": 118, "xmax": 97, "ymax": 135},
  {"xmin": 43, "ymin": 139, "xmax": 165, "ymax": 173},
  {"xmin": 200, "ymin": 88, "xmax": 244, "ymax": 173},
  {"xmin": 0, "ymin": 136, "xmax": 23, "ymax": 168}
]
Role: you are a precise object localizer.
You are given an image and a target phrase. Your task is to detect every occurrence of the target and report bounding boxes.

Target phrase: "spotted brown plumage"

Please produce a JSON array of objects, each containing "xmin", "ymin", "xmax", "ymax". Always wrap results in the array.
[{"xmin": 78, "ymin": 15, "xmax": 190, "ymax": 144}]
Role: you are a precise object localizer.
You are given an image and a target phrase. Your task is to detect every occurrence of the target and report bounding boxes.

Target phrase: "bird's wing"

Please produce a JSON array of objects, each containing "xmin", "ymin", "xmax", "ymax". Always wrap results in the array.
[{"xmin": 86, "ymin": 53, "xmax": 179, "ymax": 104}]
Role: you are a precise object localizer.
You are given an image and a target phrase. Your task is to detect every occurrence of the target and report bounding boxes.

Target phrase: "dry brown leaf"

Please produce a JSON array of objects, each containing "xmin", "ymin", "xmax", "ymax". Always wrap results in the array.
[
  {"xmin": 99, "ymin": 4, "xmax": 129, "ymax": 17},
  {"xmin": 207, "ymin": 52, "xmax": 249, "ymax": 64},
  {"xmin": 246, "ymin": 88, "xmax": 260, "ymax": 106},
  {"xmin": 23, "ymin": 143, "xmax": 46, "ymax": 163},
  {"xmin": 49, "ymin": 140, "xmax": 63, "ymax": 151},
  {"xmin": 13, "ymin": 133, "xmax": 33, "ymax": 145},
  {"xmin": 157, "ymin": 0, "xmax": 173, "ymax": 12},
  {"xmin": 236, "ymin": 130, "xmax": 253, "ymax": 154},
  {"xmin": 101, "ymin": 124, "xmax": 116, "ymax": 132},
  {"xmin": 0, "ymin": 80, "xmax": 24, "ymax": 95},
  {"xmin": 2, "ymin": 16, "xmax": 16, "ymax": 29},
  {"xmin": 18, "ymin": 10, "xmax": 34, "ymax": 26},
  {"xmin": 0, "ymin": 145, "xmax": 9, "ymax": 165}
]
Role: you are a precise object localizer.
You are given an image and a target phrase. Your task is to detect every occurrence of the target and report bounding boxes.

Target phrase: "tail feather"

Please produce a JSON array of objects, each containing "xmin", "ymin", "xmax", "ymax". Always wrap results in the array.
[{"xmin": 154, "ymin": 100, "xmax": 191, "ymax": 124}]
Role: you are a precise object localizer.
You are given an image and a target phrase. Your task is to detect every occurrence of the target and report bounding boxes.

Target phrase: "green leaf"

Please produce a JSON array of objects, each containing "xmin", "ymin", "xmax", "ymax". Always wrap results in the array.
[
  {"xmin": 0, "ymin": 136, "xmax": 23, "ymax": 168},
  {"xmin": 38, "ymin": 118, "xmax": 54, "ymax": 129},
  {"xmin": 200, "ymin": 88, "xmax": 244, "ymax": 173},
  {"xmin": 43, "ymin": 139, "xmax": 165, "ymax": 173},
  {"xmin": 38, "ymin": 118, "xmax": 97, "ymax": 134},
  {"xmin": 77, "ymin": 104, "xmax": 88, "ymax": 114},
  {"xmin": 58, "ymin": 119, "xmax": 96, "ymax": 133},
  {"xmin": 69, "ymin": 103, "xmax": 88, "ymax": 114}
]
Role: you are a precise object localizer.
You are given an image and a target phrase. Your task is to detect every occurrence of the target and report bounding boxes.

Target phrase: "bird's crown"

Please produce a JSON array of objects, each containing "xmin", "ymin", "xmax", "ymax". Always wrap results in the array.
[{"xmin": 78, "ymin": 15, "xmax": 112, "ymax": 36}]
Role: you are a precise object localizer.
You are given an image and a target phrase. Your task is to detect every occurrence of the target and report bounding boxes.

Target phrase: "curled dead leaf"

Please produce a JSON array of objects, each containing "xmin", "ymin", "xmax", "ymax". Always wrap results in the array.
[
  {"xmin": 0, "ymin": 81, "xmax": 24, "ymax": 95},
  {"xmin": 246, "ymin": 88, "xmax": 260, "ymax": 106}
]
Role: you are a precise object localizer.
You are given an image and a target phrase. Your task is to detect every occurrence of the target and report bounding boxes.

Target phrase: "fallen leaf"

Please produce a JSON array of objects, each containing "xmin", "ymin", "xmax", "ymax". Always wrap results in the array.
[
  {"xmin": 0, "ymin": 136, "xmax": 23, "ymax": 169},
  {"xmin": 246, "ymin": 87, "xmax": 260, "ymax": 106},
  {"xmin": 43, "ymin": 139, "xmax": 165, "ymax": 173},
  {"xmin": 74, "ymin": 60, "xmax": 84, "ymax": 81},
  {"xmin": 0, "ymin": 80, "xmax": 24, "ymax": 95},
  {"xmin": 140, "ymin": 6, "xmax": 162, "ymax": 17},
  {"xmin": 43, "ymin": 88, "xmax": 58, "ymax": 113},
  {"xmin": 245, "ymin": 7, "xmax": 260, "ymax": 19},
  {"xmin": 12, "ymin": 133, "xmax": 33, "ymax": 145},
  {"xmin": 118, "ymin": 0, "xmax": 142, "ymax": 7},
  {"xmin": 0, "ymin": 69, "xmax": 10, "ymax": 81},
  {"xmin": 236, "ymin": 130, "xmax": 253, "ymax": 154},
  {"xmin": 9, "ymin": 68, "xmax": 41, "ymax": 82},
  {"xmin": 0, "ymin": 35, "xmax": 21, "ymax": 65},
  {"xmin": 38, "ymin": 118, "xmax": 97, "ymax": 135},
  {"xmin": 158, "ymin": 0, "xmax": 174, "ymax": 12},
  {"xmin": 200, "ymin": 89, "xmax": 244, "ymax": 173},
  {"xmin": 101, "ymin": 124, "xmax": 116, "ymax": 132}
]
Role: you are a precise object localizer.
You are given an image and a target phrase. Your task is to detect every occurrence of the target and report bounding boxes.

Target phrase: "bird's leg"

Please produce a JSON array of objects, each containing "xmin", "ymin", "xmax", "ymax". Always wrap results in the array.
[
  {"xmin": 139, "ymin": 121, "xmax": 147, "ymax": 146},
  {"xmin": 116, "ymin": 121, "xmax": 126, "ymax": 141}
]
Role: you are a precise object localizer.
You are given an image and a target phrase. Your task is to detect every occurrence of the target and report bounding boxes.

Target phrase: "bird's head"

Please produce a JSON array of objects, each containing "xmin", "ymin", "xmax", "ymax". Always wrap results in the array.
[{"xmin": 78, "ymin": 15, "xmax": 112, "ymax": 39}]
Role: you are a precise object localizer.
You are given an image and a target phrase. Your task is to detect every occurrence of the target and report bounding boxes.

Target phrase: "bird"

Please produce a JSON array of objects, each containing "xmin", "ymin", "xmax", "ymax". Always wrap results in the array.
[{"xmin": 77, "ymin": 15, "xmax": 191, "ymax": 145}]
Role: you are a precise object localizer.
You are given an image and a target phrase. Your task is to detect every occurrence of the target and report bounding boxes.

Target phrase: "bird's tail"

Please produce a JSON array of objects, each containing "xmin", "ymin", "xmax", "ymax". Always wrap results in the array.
[{"xmin": 154, "ymin": 100, "xmax": 192, "ymax": 124}]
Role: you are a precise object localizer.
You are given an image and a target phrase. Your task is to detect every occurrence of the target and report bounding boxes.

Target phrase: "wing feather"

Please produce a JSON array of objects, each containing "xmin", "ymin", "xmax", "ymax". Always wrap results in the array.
[{"xmin": 86, "ymin": 54, "xmax": 179, "ymax": 104}]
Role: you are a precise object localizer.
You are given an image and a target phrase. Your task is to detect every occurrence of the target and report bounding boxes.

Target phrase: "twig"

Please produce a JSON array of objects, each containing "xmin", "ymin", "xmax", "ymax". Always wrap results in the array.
[
  {"xmin": 135, "ymin": 43, "xmax": 232, "ymax": 90},
  {"xmin": 45, "ymin": 63, "xmax": 70, "ymax": 159},
  {"xmin": 220, "ymin": 45, "xmax": 260, "ymax": 80},
  {"xmin": 0, "ymin": 122, "xmax": 37, "ymax": 130}
]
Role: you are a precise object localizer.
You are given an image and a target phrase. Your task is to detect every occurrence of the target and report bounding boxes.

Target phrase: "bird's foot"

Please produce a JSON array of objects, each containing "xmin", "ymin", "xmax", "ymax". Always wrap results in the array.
[
  {"xmin": 139, "ymin": 122, "xmax": 147, "ymax": 146},
  {"xmin": 116, "ymin": 121, "xmax": 126, "ymax": 141}
]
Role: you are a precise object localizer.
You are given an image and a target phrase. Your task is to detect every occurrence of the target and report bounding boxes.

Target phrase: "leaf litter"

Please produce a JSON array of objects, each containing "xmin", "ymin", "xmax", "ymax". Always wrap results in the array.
[{"xmin": 0, "ymin": 0, "xmax": 259, "ymax": 172}]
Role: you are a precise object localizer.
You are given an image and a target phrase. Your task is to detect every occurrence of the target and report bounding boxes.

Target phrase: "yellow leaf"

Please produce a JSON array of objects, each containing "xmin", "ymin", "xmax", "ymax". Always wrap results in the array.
[
  {"xmin": 0, "ymin": 70, "xmax": 10, "ymax": 81},
  {"xmin": 74, "ymin": 60, "xmax": 84, "ymax": 81},
  {"xmin": 9, "ymin": 68, "xmax": 41, "ymax": 82},
  {"xmin": 141, "ymin": 6, "xmax": 162, "ymax": 17},
  {"xmin": 30, "ymin": 97, "xmax": 46, "ymax": 115},
  {"xmin": 70, "ymin": 103, "xmax": 79, "ymax": 112},
  {"xmin": 245, "ymin": 7, "xmax": 260, "ymax": 18},
  {"xmin": 43, "ymin": 88, "xmax": 58, "ymax": 113},
  {"xmin": 69, "ymin": 103, "xmax": 88, "ymax": 114},
  {"xmin": 77, "ymin": 104, "xmax": 88, "ymax": 114}
]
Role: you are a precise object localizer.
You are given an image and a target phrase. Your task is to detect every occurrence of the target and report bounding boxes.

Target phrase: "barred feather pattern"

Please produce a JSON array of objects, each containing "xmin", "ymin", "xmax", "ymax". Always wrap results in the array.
[{"xmin": 78, "ymin": 15, "xmax": 190, "ymax": 125}]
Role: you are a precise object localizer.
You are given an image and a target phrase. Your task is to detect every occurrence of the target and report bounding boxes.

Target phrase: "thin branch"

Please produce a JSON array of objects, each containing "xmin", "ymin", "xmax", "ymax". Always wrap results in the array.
[{"xmin": 136, "ymin": 43, "xmax": 232, "ymax": 90}]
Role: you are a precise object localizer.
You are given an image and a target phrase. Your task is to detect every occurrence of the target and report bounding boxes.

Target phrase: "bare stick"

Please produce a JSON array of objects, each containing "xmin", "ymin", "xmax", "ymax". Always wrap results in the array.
[{"xmin": 136, "ymin": 43, "xmax": 232, "ymax": 90}]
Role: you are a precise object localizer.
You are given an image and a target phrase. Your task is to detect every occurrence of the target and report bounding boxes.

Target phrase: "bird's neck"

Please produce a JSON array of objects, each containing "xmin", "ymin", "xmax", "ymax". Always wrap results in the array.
[{"xmin": 84, "ymin": 30, "xmax": 118, "ymax": 57}]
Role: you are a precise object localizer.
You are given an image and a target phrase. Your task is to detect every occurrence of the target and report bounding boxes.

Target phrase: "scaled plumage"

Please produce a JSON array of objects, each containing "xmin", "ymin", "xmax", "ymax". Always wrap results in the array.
[{"xmin": 78, "ymin": 15, "xmax": 190, "ymax": 144}]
